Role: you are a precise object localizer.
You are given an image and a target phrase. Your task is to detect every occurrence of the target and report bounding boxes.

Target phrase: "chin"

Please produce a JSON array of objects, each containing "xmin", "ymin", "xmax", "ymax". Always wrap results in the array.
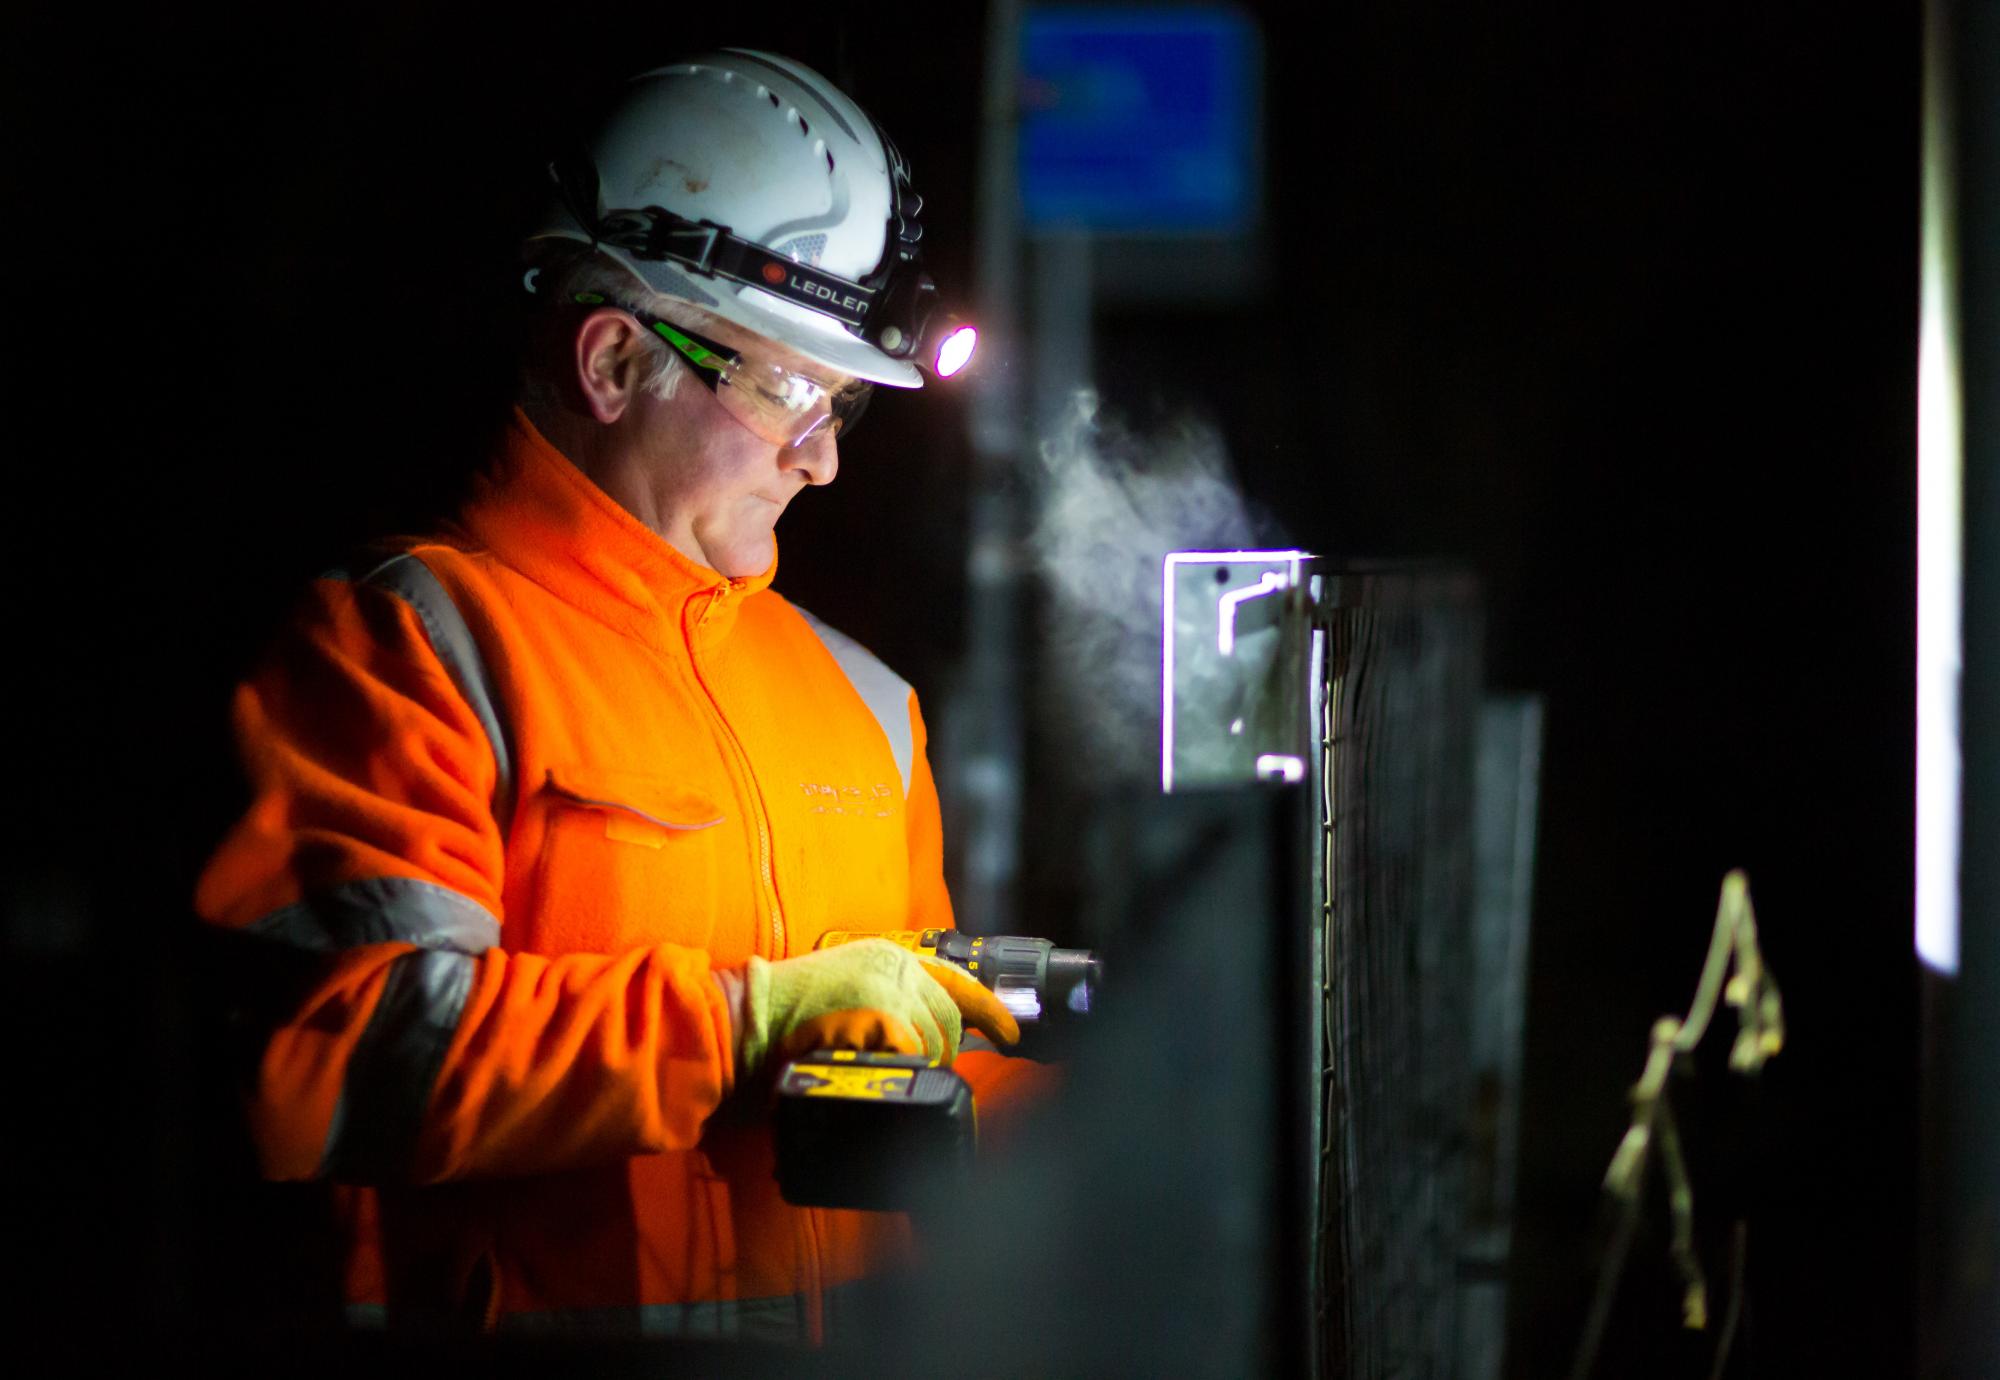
[{"xmin": 715, "ymin": 535, "xmax": 776, "ymax": 580}]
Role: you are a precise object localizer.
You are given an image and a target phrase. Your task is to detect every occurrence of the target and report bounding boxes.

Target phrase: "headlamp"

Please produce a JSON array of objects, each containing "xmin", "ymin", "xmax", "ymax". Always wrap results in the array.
[
  {"xmin": 867, "ymin": 266, "xmax": 979, "ymax": 380},
  {"xmin": 933, "ymin": 322, "xmax": 978, "ymax": 379}
]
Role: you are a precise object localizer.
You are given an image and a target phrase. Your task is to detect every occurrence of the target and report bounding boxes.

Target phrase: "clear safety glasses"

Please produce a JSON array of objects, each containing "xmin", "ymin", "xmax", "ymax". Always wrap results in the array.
[{"xmin": 575, "ymin": 295, "xmax": 871, "ymax": 448}]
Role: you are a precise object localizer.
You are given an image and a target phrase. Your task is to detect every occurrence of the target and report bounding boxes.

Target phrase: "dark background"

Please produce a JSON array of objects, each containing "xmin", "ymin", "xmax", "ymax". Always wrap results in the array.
[{"xmin": 8, "ymin": 2, "xmax": 1916, "ymax": 1374}]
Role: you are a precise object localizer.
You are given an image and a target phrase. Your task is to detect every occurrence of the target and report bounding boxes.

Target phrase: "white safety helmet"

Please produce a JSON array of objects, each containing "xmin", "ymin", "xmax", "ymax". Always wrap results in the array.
[{"xmin": 529, "ymin": 51, "xmax": 947, "ymax": 389}]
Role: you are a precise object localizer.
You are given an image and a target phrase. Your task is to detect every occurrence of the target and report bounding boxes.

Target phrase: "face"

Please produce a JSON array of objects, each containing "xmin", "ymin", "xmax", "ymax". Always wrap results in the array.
[{"xmin": 627, "ymin": 313, "xmax": 849, "ymax": 579}]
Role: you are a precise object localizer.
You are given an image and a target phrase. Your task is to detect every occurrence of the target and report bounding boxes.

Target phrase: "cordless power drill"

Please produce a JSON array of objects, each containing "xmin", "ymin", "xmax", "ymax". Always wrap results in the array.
[{"xmin": 772, "ymin": 929, "xmax": 1099, "ymax": 1211}]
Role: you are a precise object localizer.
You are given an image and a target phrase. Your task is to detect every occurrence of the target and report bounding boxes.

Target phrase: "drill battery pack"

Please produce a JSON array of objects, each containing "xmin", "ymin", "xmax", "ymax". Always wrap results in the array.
[{"xmin": 772, "ymin": 1050, "xmax": 976, "ymax": 1211}]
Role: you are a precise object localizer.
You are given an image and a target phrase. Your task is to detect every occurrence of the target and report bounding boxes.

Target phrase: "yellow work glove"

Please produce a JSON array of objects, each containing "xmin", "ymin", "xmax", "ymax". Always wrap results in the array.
[{"xmin": 732, "ymin": 938, "xmax": 1020, "ymax": 1080}]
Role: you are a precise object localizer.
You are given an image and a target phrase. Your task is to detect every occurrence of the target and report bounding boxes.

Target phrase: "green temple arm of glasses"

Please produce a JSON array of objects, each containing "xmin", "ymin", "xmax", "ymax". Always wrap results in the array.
[
  {"xmin": 647, "ymin": 320, "xmax": 732, "ymax": 374},
  {"xmin": 568, "ymin": 292, "xmax": 734, "ymax": 375}
]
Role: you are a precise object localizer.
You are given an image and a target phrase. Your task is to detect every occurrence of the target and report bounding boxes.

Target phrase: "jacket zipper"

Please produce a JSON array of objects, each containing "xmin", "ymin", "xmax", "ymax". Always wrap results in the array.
[
  {"xmin": 693, "ymin": 578, "xmax": 820, "ymax": 1329},
  {"xmin": 687, "ymin": 579, "xmax": 788, "ymax": 959}
]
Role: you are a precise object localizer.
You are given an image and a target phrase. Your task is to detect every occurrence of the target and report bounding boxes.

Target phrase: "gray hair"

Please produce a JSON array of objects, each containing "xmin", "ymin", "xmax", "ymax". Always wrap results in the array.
[{"xmin": 518, "ymin": 244, "xmax": 710, "ymax": 407}]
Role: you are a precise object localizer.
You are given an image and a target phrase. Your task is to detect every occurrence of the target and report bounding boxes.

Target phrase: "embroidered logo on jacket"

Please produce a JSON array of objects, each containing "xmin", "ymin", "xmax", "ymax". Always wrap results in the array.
[{"xmin": 801, "ymin": 782, "xmax": 896, "ymax": 819}]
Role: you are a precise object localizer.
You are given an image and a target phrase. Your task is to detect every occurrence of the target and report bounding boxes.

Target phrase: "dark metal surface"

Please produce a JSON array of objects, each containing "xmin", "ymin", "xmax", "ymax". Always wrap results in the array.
[
  {"xmin": 1315, "ymin": 569, "xmax": 1484, "ymax": 1380},
  {"xmin": 1162, "ymin": 556, "xmax": 1494, "ymax": 1378}
]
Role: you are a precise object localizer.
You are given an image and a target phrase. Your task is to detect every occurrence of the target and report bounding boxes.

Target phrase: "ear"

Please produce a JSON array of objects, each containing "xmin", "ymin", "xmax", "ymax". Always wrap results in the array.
[{"xmin": 572, "ymin": 309, "xmax": 655, "ymax": 425}]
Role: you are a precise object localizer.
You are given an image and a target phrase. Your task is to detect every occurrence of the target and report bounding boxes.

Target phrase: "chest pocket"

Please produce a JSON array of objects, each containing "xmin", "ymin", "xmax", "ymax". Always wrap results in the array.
[{"xmin": 528, "ymin": 765, "xmax": 727, "ymax": 955}]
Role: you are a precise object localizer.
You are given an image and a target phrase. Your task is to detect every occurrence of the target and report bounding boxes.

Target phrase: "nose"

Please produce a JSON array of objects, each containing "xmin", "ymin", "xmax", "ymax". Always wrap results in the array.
[{"xmin": 783, "ymin": 427, "xmax": 838, "ymax": 487}]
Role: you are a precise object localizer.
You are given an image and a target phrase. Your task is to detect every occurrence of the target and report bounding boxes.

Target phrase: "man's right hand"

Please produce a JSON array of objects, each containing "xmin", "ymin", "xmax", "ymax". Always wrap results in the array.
[{"xmin": 721, "ymin": 938, "xmax": 1020, "ymax": 1081}]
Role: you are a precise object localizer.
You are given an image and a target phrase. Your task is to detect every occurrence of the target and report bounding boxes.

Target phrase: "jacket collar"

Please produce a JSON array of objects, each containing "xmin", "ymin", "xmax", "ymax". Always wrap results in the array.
[{"xmin": 456, "ymin": 408, "xmax": 778, "ymax": 651}]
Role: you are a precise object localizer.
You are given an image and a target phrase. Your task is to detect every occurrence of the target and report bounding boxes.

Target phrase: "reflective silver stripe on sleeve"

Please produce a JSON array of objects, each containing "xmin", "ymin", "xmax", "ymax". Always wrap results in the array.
[
  {"xmin": 326, "ymin": 552, "xmax": 517, "ymax": 832},
  {"xmin": 793, "ymin": 607, "xmax": 915, "ymax": 795},
  {"xmin": 247, "ymin": 876, "xmax": 500, "ymax": 955},
  {"xmin": 244, "ymin": 878, "xmax": 497, "ymax": 1183},
  {"xmin": 319, "ymin": 947, "xmax": 476, "ymax": 1183}
]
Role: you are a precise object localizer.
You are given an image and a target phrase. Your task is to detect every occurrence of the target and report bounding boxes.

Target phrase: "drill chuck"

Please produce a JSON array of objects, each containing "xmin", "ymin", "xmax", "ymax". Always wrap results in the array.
[
  {"xmin": 816, "ymin": 928, "xmax": 1101, "ymax": 1023},
  {"xmin": 976, "ymin": 934, "xmax": 1100, "ymax": 1021}
]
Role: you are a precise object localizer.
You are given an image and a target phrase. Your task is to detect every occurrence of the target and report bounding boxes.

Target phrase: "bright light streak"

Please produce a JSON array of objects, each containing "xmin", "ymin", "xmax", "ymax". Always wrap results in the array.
[
  {"xmin": 1217, "ymin": 571, "xmax": 1289, "ymax": 654},
  {"xmin": 1918, "ymin": 37, "xmax": 1962, "ymax": 975},
  {"xmin": 1162, "ymin": 556, "xmax": 1179, "ymax": 792},
  {"xmin": 936, "ymin": 325, "xmax": 977, "ymax": 378}
]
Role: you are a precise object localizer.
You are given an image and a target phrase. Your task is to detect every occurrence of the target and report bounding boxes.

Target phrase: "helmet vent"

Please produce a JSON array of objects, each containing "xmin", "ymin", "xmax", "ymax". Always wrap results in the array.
[
  {"xmin": 766, "ymin": 89, "xmax": 780, "ymax": 108},
  {"xmin": 825, "ymin": 148, "xmax": 835, "ymax": 173}
]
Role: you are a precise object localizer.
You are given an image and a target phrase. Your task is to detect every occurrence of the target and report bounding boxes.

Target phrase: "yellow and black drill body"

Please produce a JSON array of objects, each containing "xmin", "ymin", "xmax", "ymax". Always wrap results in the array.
[{"xmin": 772, "ymin": 930, "xmax": 1099, "ymax": 1211}]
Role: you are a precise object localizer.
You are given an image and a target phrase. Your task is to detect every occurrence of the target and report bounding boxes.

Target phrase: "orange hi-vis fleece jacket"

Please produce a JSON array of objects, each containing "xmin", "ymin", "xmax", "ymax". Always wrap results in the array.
[{"xmin": 196, "ymin": 409, "xmax": 1046, "ymax": 1339}]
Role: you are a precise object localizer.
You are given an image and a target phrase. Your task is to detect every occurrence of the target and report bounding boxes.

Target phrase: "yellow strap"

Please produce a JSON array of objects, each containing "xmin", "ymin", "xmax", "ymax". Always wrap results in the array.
[{"xmin": 1599, "ymin": 869, "xmax": 1786, "ymax": 1337}]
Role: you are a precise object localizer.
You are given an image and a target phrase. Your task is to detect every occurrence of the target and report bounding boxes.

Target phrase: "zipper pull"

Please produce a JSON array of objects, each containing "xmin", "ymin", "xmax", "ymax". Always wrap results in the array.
[{"xmin": 699, "ymin": 579, "xmax": 738, "ymax": 627}]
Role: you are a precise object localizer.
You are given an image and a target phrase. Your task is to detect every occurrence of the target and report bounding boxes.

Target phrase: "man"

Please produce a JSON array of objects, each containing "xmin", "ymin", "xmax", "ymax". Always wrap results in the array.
[{"xmin": 197, "ymin": 50, "xmax": 1041, "ymax": 1341}]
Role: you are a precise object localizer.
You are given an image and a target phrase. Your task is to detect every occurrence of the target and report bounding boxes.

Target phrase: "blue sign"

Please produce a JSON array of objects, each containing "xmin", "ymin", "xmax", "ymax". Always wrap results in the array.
[{"xmin": 1019, "ymin": 6, "xmax": 1260, "ymax": 235}]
